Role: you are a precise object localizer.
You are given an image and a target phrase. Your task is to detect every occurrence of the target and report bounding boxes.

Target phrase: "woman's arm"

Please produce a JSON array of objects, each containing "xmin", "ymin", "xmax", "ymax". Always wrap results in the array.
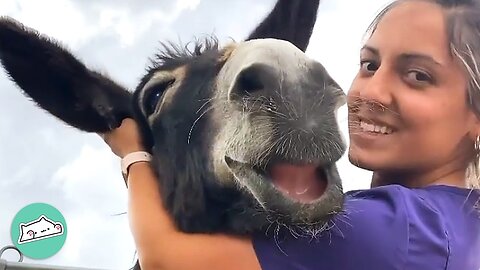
[
  {"xmin": 101, "ymin": 119, "xmax": 261, "ymax": 270},
  {"xmin": 127, "ymin": 162, "xmax": 260, "ymax": 270}
]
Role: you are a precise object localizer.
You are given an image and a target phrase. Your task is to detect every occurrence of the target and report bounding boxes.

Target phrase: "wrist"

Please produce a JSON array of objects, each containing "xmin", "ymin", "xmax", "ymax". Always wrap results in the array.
[
  {"xmin": 127, "ymin": 162, "xmax": 157, "ymax": 189},
  {"xmin": 120, "ymin": 146, "xmax": 146, "ymax": 158},
  {"xmin": 127, "ymin": 162, "xmax": 151, "ymax": 180},
  {"xmin": 121, "ymin": 151, "xmax": 153, "ymax": 187}
]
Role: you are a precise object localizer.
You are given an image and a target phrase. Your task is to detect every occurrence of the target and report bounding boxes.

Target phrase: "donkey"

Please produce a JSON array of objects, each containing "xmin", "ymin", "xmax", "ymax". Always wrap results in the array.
[{"xmin": 0, "ymin": 0, "xmax": 346, "ymax": 237}]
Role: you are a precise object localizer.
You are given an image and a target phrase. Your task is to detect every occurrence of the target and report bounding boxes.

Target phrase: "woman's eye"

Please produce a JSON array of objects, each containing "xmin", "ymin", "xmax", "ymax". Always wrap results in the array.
[
  {"xmin": 406, "ymin": 70, "xmax": 433, "ymax": 84},
  {"xmin": 144, "ymin": 79, "xmax": 175, "ymax": 116},
  {"xmin": 360, "ymin": 60, "xmax": 378, "ymax": 73}
]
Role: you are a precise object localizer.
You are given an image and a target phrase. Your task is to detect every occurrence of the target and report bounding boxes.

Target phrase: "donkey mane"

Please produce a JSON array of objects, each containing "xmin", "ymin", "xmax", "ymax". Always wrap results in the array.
[{"xmin": 149, "ymin": 36, "xmax": 221, "ymax": 70}]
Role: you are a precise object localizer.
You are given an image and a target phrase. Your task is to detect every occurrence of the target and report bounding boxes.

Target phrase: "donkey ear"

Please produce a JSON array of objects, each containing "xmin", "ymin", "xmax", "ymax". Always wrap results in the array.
[
  {"xmin": 246, "ymin": 0, "xmax": 320, "ymax": 52},
  {"xmin": 0, "ymin": 17, "xmax": 133, "ymax": 133}
]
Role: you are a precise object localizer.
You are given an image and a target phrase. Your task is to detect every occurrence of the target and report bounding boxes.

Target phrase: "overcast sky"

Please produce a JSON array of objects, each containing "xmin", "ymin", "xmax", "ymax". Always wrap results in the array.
[{"xmin": 0, "ymin": 0, "xmax": 393, "ymax": 269}]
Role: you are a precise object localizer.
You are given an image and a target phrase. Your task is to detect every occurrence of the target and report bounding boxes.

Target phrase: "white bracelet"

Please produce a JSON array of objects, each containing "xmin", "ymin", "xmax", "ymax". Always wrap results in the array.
[{"xmin": 121, "ymin": 151, "xmax": 153, "ymax": 187}]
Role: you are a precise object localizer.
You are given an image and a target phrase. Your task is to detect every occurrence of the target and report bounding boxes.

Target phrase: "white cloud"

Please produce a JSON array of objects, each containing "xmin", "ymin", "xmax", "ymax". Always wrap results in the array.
[
  {"xmin": 177, "ymin": 0, "xmax": 201, "ymax": 10},
  {"xmin": 57, "ymin": 210, "xmax": 135, "ymax": 269},
  {"xmin": 51, "ymin": 142, "xmax": 127, "ymax": 213},
  {"xmin": 1, "ymin": 0, "xmax": 203, "ymax": 49},
  {"xmin": 96, "ymin": 0, "xmax": 201, "ymax": 48},
  {"xmin": 1, "ymin": 0, "xmax": 98, "ymax": 49},
  {"xmin": 36, "ymin": 142, "xmax": 136, "ymax": 268}
]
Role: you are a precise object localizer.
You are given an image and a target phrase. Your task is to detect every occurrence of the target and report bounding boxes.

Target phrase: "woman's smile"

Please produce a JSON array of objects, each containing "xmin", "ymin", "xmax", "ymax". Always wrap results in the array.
[{"xmin": 348, "ymin": 110, "xmax": 398, "ymax": 146}]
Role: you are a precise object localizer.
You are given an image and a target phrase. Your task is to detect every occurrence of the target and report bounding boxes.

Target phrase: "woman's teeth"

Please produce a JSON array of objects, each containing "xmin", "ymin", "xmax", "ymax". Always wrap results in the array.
[{"xmin": 360, "ymin": 121, "xmax": 393, "ymax": 134}]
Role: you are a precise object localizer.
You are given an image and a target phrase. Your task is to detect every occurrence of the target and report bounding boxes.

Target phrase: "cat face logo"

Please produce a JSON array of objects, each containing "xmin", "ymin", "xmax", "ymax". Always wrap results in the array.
[{"xmin": 17, "ymin": 215, "xmax": 64, "ymax": 244}]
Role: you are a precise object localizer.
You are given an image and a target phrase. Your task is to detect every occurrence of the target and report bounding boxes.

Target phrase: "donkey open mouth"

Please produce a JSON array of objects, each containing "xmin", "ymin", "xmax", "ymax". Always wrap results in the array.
[{"xmin": 0, "ymin": 0, "xmax": 345, "ymax": 238}]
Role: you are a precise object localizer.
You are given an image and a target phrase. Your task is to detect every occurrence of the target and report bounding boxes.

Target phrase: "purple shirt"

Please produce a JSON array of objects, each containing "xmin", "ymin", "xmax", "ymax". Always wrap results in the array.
[{"xmin": 253, "ymin": 185, "xmax": 480, "ymax": 270}]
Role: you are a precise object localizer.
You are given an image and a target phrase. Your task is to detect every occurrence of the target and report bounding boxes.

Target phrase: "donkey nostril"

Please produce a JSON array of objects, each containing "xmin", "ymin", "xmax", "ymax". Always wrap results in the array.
[
  {"xmin": 237, "ymin": 68, "xmax": 264, "ymax": 96},
  {"xmin": 230, "ymin": 63, "xmax": 276, "ymax": 100}
]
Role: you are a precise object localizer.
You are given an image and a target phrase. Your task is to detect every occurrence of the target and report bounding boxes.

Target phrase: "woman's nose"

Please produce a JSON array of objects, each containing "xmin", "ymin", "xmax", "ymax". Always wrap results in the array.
[{"xmin": 358, "ymin": 67, "xmax": 394, "ymax": 106}]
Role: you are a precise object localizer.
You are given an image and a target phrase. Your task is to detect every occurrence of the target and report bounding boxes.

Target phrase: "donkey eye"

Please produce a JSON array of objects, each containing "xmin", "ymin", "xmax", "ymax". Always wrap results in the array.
[{"xmin": 143, "ymin": 78, "xmax": 175, "ymax": 116}]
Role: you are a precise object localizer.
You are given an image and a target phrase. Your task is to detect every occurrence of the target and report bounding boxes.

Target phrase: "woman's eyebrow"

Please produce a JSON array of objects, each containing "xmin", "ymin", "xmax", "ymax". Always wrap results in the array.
[
  {"xmin": 360, "ymin": 45, "xmax": 379, "ymax": 56},
  {"xmin": 398, "ymin": 53, "xmax": 444, "ymax": 67},
  {"xmin": 361, "ymin": 45, "xmax": 444, "ymax": 67}
]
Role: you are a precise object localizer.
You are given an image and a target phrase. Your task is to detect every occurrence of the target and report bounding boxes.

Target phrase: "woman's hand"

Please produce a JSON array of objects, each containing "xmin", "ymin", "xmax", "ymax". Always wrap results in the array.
[{"xmin": 99, "ymin": 118, "xmax": 146, "ymax": 158}]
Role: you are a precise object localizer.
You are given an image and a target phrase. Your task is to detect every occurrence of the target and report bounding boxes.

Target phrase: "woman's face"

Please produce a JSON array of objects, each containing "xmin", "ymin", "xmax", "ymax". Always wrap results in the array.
[{"xmin": 347, "ymin": 1, "xmax": 479, "ymax": 177}]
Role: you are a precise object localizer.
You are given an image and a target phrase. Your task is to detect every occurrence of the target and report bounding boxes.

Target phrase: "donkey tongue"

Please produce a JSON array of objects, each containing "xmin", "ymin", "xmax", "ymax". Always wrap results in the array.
[{"xmin": 270, "ymin": 164, "xmax": 327, "ymax": 202}]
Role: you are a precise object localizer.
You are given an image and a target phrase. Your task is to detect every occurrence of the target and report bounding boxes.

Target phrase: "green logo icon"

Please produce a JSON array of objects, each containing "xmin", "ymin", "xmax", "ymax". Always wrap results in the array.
[{"xmin": 10, "ymin": 203, "xmax": 67, "ymax": 259}]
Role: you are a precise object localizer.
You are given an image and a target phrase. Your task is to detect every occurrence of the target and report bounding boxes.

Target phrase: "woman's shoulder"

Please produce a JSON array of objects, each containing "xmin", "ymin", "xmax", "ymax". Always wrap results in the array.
[
  {"xmin": 345, "ymin": 184, "xmax": 479, "ymax": 225},
  {"xmin": 346, "ymin": 184, "xmax": 480, "ymax": 231},
  {"xmin": 351, "ymin": 184, "xmax": 480, "ymax": 270},
  {"xmin": 403, "ymin": 185, "xmax": 480, "ymax": 270},
  {"xmin": 253, "ymin": 184, "xmax": 480, "ymax": 270},
  {"xmin": 342, "ymin": 184, "xmax": 463, "ymax": 234}
]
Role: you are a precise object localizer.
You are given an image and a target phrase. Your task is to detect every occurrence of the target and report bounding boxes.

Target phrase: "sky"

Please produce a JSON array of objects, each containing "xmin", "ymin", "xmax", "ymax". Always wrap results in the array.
[{"xmin": 0, "ymin": 0, "xmax": 393, "ymax": 269}]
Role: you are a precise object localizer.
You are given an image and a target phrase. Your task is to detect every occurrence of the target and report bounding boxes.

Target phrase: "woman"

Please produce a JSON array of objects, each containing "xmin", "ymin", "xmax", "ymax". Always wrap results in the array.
[{"xmin": 102, "ymin": 0, "xmax": 480, "ymax": 269}]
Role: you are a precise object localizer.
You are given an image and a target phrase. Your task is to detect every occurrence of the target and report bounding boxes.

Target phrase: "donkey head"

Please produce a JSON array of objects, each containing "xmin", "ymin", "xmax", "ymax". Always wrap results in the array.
[{"xmin": 0, "ymin": 0, "xmax": 346, "ymax": 235}]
